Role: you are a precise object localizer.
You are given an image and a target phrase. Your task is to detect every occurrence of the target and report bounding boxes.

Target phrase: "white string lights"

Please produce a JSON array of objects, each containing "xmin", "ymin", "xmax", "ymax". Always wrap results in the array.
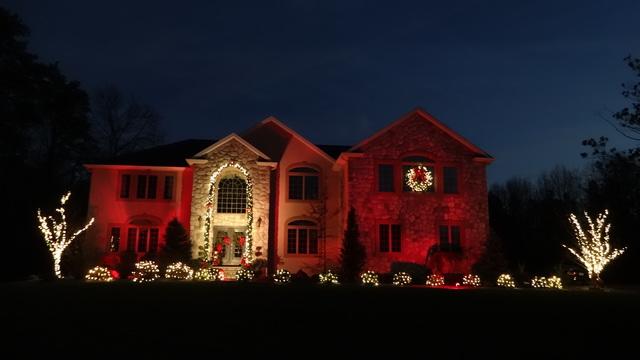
[
  {"xmin": 37, "ymin": 191, "xmax": 95, "ymax": 279},
  {"xmin": 165, "ymin": 262, "xmax": 194, "ymax": 280},
  {"xmin": 319, "ymin": 270, "xmax": 340, "ymax": 285},
  {"xmin": 392, "ymin": 272, "xmax": 412, "ymax": 286},
  {"xmin": 360, "ymin": 270, "xmax": 380, "ymax": 286},
  {"xmin": 496, "ymin": 274, "xmax": 516, "ymax": 288},
  {"xmin": 85, "ymin": 266, "xmax": 114, "ymax": 282}
]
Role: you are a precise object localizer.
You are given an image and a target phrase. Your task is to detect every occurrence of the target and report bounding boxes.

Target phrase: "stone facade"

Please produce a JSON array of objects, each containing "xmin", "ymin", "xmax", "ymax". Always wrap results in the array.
[
  {"xmin": 189, "ymin": 139, "xmax": 271, "ymax": 263},
  {"xmin": 347, "ymin": 114, "xmax": 490, "ymax": 273}
]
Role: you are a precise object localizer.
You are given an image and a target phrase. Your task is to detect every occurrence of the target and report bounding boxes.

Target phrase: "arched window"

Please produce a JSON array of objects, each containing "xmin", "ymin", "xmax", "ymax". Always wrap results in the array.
[
  {"xmin": 402, "ymin": 155, "xmax": 435, "ymax": 193},
  {"xmin": 286, "ymin": 219, "xmax": 319, "ymax": 255},
  {"xmin": 217, "ymin": 176, "xmax": 247, "ymax": 213},
  {"xmin": 288, "ymin": 167, "xmax": 319, "ymax": 200}
]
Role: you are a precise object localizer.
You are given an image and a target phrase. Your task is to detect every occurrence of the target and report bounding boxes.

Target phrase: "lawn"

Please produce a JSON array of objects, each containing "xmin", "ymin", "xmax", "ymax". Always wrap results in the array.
[{"xmin": 2, "ymin": 281, "xmax": 639, "ymax": 356}]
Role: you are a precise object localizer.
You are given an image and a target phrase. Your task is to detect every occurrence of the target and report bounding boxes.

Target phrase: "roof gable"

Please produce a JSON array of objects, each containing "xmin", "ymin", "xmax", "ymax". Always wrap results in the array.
[
  {"xmin": 349, "ymin": 108, "xmax": 492, "ymax": 159},
  {"xmin": 193, "ymin": 133, "xmax": 271, "ymax": 160}
]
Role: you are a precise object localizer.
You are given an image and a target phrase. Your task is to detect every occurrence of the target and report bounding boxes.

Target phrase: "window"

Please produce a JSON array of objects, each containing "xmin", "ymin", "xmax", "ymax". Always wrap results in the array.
[
  {"xmin": 126, "ymin": 226, "xmax": 160, "ymax": 253},
  {"xmin": 378, "ymin": 164, "xmax": 394, "ymax": 192},
  {"xmin": 444, "ymin": 167, "xmax": 458, "ymax": 194},
  {"xmin": 136, "ymin": 175, "xmax": 158, "ymax": 199},
  {"xmin": 120, "ymin": 175, "xmax": 131, "ymax": 198},
  {"xmin": 217, "ymin": 176, "xmax": 247, "ymax": 213},
  {"xmin": 288, "ymin": 167, "xmax": 319, "ymax": 200},
  {"xmin": 438, "ymin": 225, "xmax": 462, "ymax": 252},
  {"xmin": 402, "ymin": 156, "xmax": 435, "ymax": 193},
  {"xmin": 164, "ymin": 176, "xmax": 175, "ymax": 200},
  {"xmin": 379, "ymin": 224, "xmax": 401, "ymax": 253},
  {"xmin": 109, "ymin": 227, "xmax": 121, "ymax": 252},
  {"xmin": 286, "ymin": 220, "xmax": 319, "ymax": 255}
]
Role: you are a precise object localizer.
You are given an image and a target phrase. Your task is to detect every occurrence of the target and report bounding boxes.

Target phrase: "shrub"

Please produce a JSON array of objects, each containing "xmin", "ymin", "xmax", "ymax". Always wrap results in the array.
[
  {"xmin": 392, "ymin": 272, "xmax": 412, "ymax": 286},
  {"xmin": 292, "ymin": 269, "xmax": 311, "ymax": 284},
  {"xmin": 390, "ymin": 262, "xmax": 429, "ymax": 284},
  {"xmin": 132, "ymin": 261, "xmax": 160, "ymax": 283},
  {"xmin": 360, "ymin": 270, "xmax": 379, "ymax": 286},
  {"xmin": 462, "ymin": 274, "xmax": 481, "ymax": 287},
  {"xmin": 273, "ymin": 269, "xmax": 291, "ymax": 284},
  {"xmin": 193, "ymin": 267, "xmax": 224, "ymax": 281},
  {"xmin": 116, "ymin": 251, "xmax": 138, "ymax": 279},
  {"xmin": 319, "ymin": 270, "xmax": 339, "ymax": 285},
  {"xmin": 426, "ymin": 274, "xmax": 445, "ymax": 287},
  {"xmin": 85, "ymin": 266, "xmax": 114, "ymax": 282},
  {"xmin": 497, "ymin": 274, "xmax": 516, "ymax": 288},
  {"xmin": 236, "ymin": 268, "xmax": 254, "ymax": 282},
  {"xmin": 531, "ymin": 276, "xmax": 563, "ymax": 289},
  {"xmin": 165, "ymin": 262, "xmax": 193, "ymax": 280}
]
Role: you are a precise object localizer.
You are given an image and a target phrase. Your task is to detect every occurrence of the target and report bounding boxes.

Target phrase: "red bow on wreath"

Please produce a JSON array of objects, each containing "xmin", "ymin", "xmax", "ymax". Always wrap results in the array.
[{"xmin": 413, "ymin": 167, "xmax": 426, "ymax": 182}]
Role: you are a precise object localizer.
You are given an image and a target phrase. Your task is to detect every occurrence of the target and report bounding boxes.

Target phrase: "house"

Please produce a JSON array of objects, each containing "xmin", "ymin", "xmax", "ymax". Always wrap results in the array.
[{"xmin": 84, "ymin": 108, "xmax": 493, "ymax": 277}]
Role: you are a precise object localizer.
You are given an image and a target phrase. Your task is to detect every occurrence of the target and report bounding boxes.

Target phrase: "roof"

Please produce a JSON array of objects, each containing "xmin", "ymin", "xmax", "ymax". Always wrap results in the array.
[
  {"xmin": 193, "ymin": 133, "xmax": 271, "ymax": 160},
  {"xmin": 88, "ymin": 139, "xmax": 350, "ymax": 167}
]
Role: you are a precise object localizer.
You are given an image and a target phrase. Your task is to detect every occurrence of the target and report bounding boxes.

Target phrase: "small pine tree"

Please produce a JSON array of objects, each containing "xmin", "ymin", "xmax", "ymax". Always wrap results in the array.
[
  {"xmin": 340, "ymin": 207, "xmax": 366, "ymax": 283},
  {"xmin": 162, "ymin": 218, "xmax": 192, "ymax": 264}
]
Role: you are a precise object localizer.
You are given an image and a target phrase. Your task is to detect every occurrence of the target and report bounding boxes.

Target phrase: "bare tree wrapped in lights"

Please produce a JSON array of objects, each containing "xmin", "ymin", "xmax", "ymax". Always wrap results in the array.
[
  {"xmin": 37, "ymin": 192, "xmax": 95, "ymax": 279},
  {"xmin": 565, "ymin": 210, "xmax": 626, "ymax": 288}
]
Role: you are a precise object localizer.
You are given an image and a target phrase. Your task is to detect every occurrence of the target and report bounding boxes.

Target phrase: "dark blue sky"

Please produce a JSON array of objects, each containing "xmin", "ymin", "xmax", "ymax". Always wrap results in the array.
[{"xmin": 6, "ymin": 0, "xmax": 639, "ymax": 183}]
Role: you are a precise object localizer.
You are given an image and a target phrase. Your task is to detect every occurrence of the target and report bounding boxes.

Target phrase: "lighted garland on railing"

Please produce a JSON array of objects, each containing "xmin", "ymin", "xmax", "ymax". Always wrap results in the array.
[
  {"xmin": 392, "ymin": 272, "xmax": 412, "ymax": 286},
  {"xmin": 201, "ymin": 162, "xmax": 254, "ymax": 265}
]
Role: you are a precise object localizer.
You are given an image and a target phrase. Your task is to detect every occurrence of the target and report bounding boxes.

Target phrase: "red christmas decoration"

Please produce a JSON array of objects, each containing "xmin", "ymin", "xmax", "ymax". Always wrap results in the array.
[
  {"xmin": 239, "ymin": 236, "xmax": 246, "ymax": 247},
  {"xmin": 216, "ymin": 243, "xmax": 223, "ymax": 252},
  {"xmin": 223, "ymin": 236, "xmax": 231, "ymax": 245},
  {"xmin": 110, "ymin": 269, "xmax": 120, "ymax": 280}
]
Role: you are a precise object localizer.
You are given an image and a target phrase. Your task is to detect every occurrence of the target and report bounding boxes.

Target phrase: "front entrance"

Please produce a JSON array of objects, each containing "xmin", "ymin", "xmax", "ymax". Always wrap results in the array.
[{"xmin": 213, "ymin": 227, "xmax": 246, "ymax": 266}]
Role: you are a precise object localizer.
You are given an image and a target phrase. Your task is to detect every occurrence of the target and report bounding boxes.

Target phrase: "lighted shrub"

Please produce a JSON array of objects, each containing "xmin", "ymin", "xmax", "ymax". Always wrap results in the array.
[
  {"xmin": 426, "ymin": 274, "xmax": 445, "ymax": 287},
  {"xmin": 85, "ymin": 266, "xmax": 114, "ymax": 282},
  {"xmin": 236, "ymin": 267, "xmax": 254, "ymax": 282},
  {"xmin": 165, "ymin": 262, "xmax": 193, "ymax": 280},
  {"xmin": 496, "ymin": 274, "xmax": 516, "ymax": 288},
  {"xmin": 462, "ymin": 274, "xmax": 481, "ymax": 287},
  {"xmin": 273, "ymin": 269, "xmax": 291, "ymax": 284},
  {"xmin": 132, "ymin": 261, "xmax": 160, "ymax": 283},
  {"xmin": 360, "ymin": 270, "xmax": 379, "ymax": 286},
  {"xmin": 194, "ymin": 267, "xmax": 224, "ymax": 281},
  {"xmin": 392, "ymin": 271, "xmax": 412, "ymax": 286},
  {"xmin": 531, "ymin": 276, "xmax": 563, "ymax": 289},
  {"xmin": 319, "ymin": 270, "xmax": 340, "ymax": 285}
]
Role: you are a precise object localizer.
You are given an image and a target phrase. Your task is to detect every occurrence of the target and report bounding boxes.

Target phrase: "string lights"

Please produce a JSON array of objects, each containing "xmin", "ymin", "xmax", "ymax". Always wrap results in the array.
[
  {"xmin": 426, "ymin": 274, "xmax": 445, "ymax": 287},
  {"xmin": 273, "ymin": 269, "xmax": 291, "ymax": 284},
  {"xmin": 165, "ymin": 262, "xmax": 194, "ymax": 280},
  {"xmin": 85, "ymin": 266, "xmax": 114, "ymax": 282},
  {"xmin": 319, "ymin": 270, "xmax": 340, "ymax": 285},
  {"xmin": 236, "ymin": 267, "xmax": 254, "ymax": 282},
  {"xmin": 462, "ymin": 274, "xmax": 481, "ymax": 287},
  {"xmin": 193, "ymin": 267, "xmax": 224, "ymax": 281},
  {"xmin": 496, "ymin": 274, "xmax": 516, "ymax": 288},
  {"xmin": 37, "ymin": 191, "xmax": 95, "ymax": 278},
  {"xmin": 531, "ymin": 276, "xmax": 563, "ymax": 289},
  {"xmin": 201, "ymin": 162, "xmax": 254, "ymax": 265},
  {"xmin": 405, "ymin": 165, "xmax": 433, "ymax": 192},
  {"xmin": 132, "ymin": 261, "xmax": 160, "ymax": 283},
  {"xmin": 360, "ymin": 270, "xmax": 380, "ymax": 286},
  {"xmin": 392, "ymin": 272, "xmax": 412, "ymax": 286},
  {"xmin": 565, "ymin": 210, "xmax": 626, "ymax": 286}
]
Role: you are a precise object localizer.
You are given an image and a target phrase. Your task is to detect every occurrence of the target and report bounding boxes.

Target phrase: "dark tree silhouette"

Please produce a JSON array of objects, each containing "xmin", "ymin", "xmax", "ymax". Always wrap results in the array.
[
  {"xmin": 339, "ymin": 207, "xmax": 366, "ymax": 283},
  {"xmin": 91, "ymin": 85, "xmax": 163, "ymax": 158},
  {"xmin": 161, "ymin": 218, "xmax": 192, "ymax": 264}
]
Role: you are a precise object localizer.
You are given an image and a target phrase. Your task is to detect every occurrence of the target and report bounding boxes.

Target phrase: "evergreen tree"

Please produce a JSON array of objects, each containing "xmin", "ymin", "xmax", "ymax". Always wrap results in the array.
[
  {"xmin": 162, "ymin": 218, "xmax": 192, "ymax": 264},
  {"xmin": 339, "ymin": 207, "xmax": 366, "ymax": 283}
]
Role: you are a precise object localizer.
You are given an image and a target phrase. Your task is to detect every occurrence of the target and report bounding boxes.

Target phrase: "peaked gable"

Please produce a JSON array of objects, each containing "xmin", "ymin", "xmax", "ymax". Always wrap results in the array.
[
  {"xmin": 349, "ymin": 108, "xmax": 492, "ymax": 160},
  {"xmin": 193, "ymin": 133, "xmax": 271, "ymax": 160}
]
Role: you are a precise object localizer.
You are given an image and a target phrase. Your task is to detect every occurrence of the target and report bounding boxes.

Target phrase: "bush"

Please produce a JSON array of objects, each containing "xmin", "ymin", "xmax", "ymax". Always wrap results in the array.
[
  {"xmin": 390, "ymin": 262, "xmax": 429, "ymax": 284},
  {"xmin": 85, "ymin": 266, "xmax": 114, "ymax": 282},
  {"xmin": 116, "ymin": 251, "xmax": 138, "ymax": 279},
  {"xmin": 318, "ymin": 270, "xmax": 339, "ymax": 285},
  {"xmin": 165, "ymin": 262, "xmax": 193, "ymax": 280},
  {"xmin": 131, "ymin": 261, "xmax": 160, "ymax": 283},
  {"xmin": 273, "ymin": 269, "xmax": 291, "ymax": 284},
  {"xmin": 292, "ymin": 269, "xmax": 311, "ymax": 284},
  {"xmin": 360, "ymin": 270, "xmax": 380, "ymax": 286},
  {"xmin": 392, "ymin": 272, "xmax": 412, "ymax": 286}
]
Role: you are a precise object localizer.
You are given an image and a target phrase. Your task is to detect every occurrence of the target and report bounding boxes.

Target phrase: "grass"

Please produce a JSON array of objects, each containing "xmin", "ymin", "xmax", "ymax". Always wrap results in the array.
[{"xmin": 2, "ymin": 281, "xmax": 639, "ymax": 356}]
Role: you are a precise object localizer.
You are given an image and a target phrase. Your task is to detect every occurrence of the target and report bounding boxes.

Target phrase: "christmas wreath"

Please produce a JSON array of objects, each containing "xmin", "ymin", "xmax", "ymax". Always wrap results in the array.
[{"xmin": 405, "ymin": 165, "xmax": 433, "ymax": 192}]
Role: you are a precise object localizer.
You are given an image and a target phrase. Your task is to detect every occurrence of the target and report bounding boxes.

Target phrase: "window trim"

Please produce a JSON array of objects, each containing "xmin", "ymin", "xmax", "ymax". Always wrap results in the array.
[
  {"xmin": 286, "ymin": 164, "xmax": 321, "ymax": 202},
  {"xmin": 285, "ymin": 218, "xmax": 320, "ymax": 257},
  {"xmin": 378, "ymin": 223, "xmax": 402, "ymax": 254}
]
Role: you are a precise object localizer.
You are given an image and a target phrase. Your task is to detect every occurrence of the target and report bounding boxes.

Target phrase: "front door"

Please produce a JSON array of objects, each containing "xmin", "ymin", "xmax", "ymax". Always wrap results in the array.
[{"xmin": 213, "ymin": 227, "xmax": 246, "ymax": 266}]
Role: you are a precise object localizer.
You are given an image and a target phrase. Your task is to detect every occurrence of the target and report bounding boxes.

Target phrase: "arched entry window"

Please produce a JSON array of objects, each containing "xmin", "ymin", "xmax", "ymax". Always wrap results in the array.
[
  {"xmin": 217, "ymin": 176, "xmax": 247, "ymax": 213},
  {"xmin": 286, "ymin": 219, "xmax": 319, "ymax": 255}
]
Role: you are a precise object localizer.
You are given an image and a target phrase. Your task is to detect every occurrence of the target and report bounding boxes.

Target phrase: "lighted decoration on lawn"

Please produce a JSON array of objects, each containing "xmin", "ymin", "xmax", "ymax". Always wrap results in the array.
[
  {"xmin": 201, "ymin": 162, "xmax": 254, "ymax": 266},
  {"xmin": 531, "ymin": 276, "xmax": 563, "ymax": 289},
  {"xmin": 193, "ymin": 267, "xmax": 224, "ymax": 281},
  {"xmin": 425, "ymin": 274, "xmax": 445, "ymax": 287},
  {"xmin": 236, "ymin": 267, "xmax": 254, "ymax": 282},
  {"xmin": 37, "ymin": 191, "xmax": 95, "ymax": 279},
  {"xmin": 496, "ymin": 274, "xmax": 516, "ymax": 288},
  {"xmin": 462, "ymin": 274, "xmax": 481, "ymax": 287},
  {"xmin": 360, "ymin": 270, "xmax": 380, "ymax": 286},
  {"xmin": 392, "ymin": 272, "xmax": 412, "ymax": 286},
  {"xmin": 405, "ymin": 165, "xmax": 433, "ymax": 192},
  {"xmin": 273, "ymin": 269, "xmax": 291, "ymax": 284},
  {"xmin": 319, "ymin": 270, "xmax": 340, "ymax": 285},
  {"xmin": 165, "ymin": 262, "xmax": 194, "ymax": 280},
  {"xmin": 565, "ymin": 209, "xmax": 626, "ymax": 288},
  {"xmin": 85, "ymin": 266, "xmax": 114, "ymax": 282},
  {"xmin": 131, "ymin": 261, "xmax": 160, "ymax": 283}
]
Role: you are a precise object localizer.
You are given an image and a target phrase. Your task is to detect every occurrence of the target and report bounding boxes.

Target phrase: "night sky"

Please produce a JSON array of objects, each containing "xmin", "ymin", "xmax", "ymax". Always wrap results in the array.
[{"xmin": 5, "ymin": 0, "xmax": 639, "ymax": 183}]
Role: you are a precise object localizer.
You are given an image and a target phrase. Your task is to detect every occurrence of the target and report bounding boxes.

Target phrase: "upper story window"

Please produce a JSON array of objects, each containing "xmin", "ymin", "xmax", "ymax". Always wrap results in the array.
[
  {"xmin": 379, "ymin": 224, "xmax": 401, "ymax": 253},
  {"xmin": 136, "ymin": 175, "xmax": 157, "ymax": 199},
  {"xmin": 217, "ymin": 176, "xmax": 247, "ymax": 213},
  {"xmin": 163, "ymin": 175, "xmax": 175, "ymax": 200},
  {"xmin": 288, "ymin": 167, "xmax": 319, "ymax": 200},
  {"xmin": 286, "ymin": 220, "xmax": 319, "ymax": 255},
  {"xmin": 378, "ymin": 164, "xmax": 395, "ymax": 192},
  {"xmin": 120, "ymin": 172, "xmax": 176, "ymax": 200},
  {"xmin": 402, "ymin": 156, "xmax": 435, "ymax": 193},
  {"xmin": 443, "ymin": 167, "xmax": 458, "ymax": 194},
  {"xmin": 120, "ymin": 175, "xmax": 131, "ymax": 198}
]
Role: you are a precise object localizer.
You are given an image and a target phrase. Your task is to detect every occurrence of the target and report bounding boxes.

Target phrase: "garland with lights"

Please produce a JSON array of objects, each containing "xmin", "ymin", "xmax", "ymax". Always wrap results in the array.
[
  {"xmin": 236, "ymin": 267, "xmax": 254, "ymax": 282},
  {"xmin": 426, "ymin": 274, "xmax": 445, "ymax": 287},
  {"xmin": 85, "ymin": 266, "xmax": 114, "ymax": 282},
  {"xmin": 360, "ymin": 270, "xmax": 380, "ymax": 286},
  {"xmin": 496, "ymin": 274, "xmax": 516, "ymax": 288},
  {"xmin": 565, "ymin": 210, "xmax": 626, "ymax": 287},
  {"xmin": 392, "ymin": 272, "xmax": 412, "ymax": 286},
  {"xmin": 273, "ymin": 269, "xmax": 291, "ymax": 284},
  {"xmin": 319, "ymin": 270, "xmax": 340, "ymax": 285},
  {"xmin": 462, "ymin": 274, "xmax": 481, "ymax": 287},
  {"xmin": 531, "ymin": 276, "xmax": 563, "ymax": 289},
  {"xmin": 405, "ymin": 165, "xmax": 433, "ymax": 192},
  {"xmin": 132, "ymin": 261, "xmax": 160, "ymax": 283},
  {"xmin": 200, "ymin": 162, "xmax": 254, "ymax": 266},
  {"xmin": 37, "ymin": 191, "xmax": 95, "ymax": 279},
  {"xmin": 165, "ymin": 262, "xmax": 194, "ymax": 280}
]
